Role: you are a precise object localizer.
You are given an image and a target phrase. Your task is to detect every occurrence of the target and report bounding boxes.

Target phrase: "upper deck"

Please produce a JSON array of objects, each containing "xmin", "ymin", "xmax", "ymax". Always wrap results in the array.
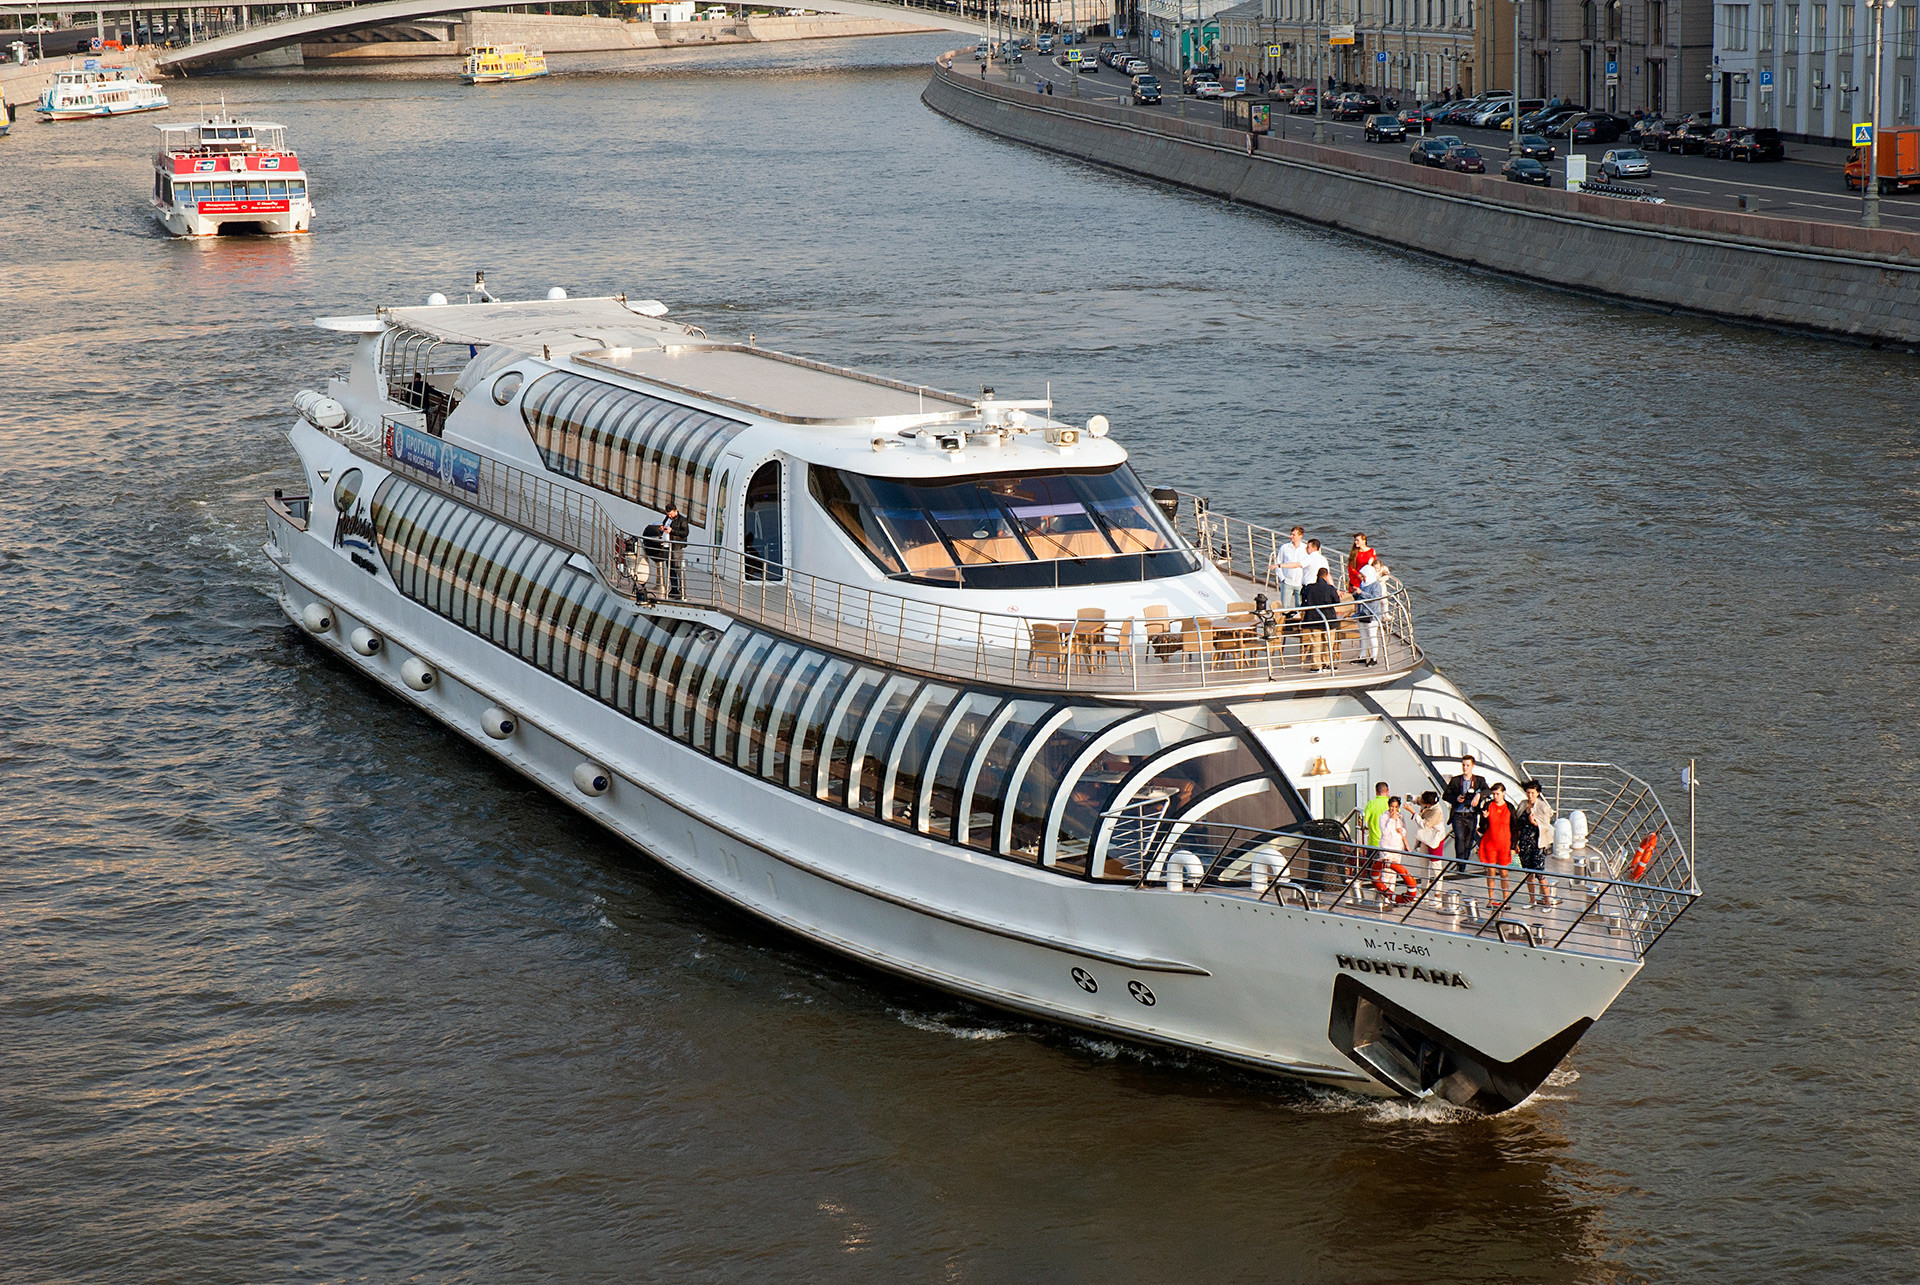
[
  {"xmin": 299, "ymin": 295, "xmax": 1423, "ymax": 699},
  {"xmin": 155, "ymin": 119, "xmax": 297, "ymax": 173}
]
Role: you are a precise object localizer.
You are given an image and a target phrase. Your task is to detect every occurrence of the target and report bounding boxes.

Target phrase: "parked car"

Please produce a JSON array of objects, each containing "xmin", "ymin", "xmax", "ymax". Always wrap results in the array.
[
  {"xmin": 1599, "ymin": 147, "xmax": 1653, "ymax": 179},
  {"xmin": 1572, "ymin": 115, "xmax": 1625, "ymax": 143},
  {"xmin": 1430, "ymin": 134, "xmax": 1465, "ymax": 152},
  {"xmin": 1131, "ymin": 74, "xmax": 1161, "ymax": 104},
  {"xmin": 1443, "ymin": 145, "xmax": 1487, "ymax": 173},
  {"xmin": 1701, "ymin": 127, "xmax": 1739, "ymax": 158},
  {"xmin": 1485, "ymin": 98, "xmax": 1547, "ymax": 130},
  {"xmin": 1409, "ymin": 138, "xmax": 1452, "ymax": 166},
  {"xmin": 1364, "ymin": 113, "xmax": 1406, "ymax": 142},
  {"xmin": 1515, "ymin": 133, "xmax": 1557, "ymax": 161},
  {"xmin": 1502, "ymin": 156, "xmax": 1551, "ymax": 184},
  {"xmin": 1666, "ymin": 120, "xmax": 1719, "ymax": 153},
  {"xmin": 1437, "ymin": 100, "xmax": 1483, "ymax": 127},
  {"xmin": 1469, "ymin": 99, "xmax": 1517, "ymax": 127},
  {"xmin": 1124, "ymin": 58, "xmax": 1149, "ymax": 75},
  {"xmin": 1194, "ymin": 78, "xmax": 1224, "ymax": 98},
  {"xmin": 1730, "ymin": 128, "xmax": 1785, "ymax": 161},
  {"xmin": 1097, "ymin": 40, "xmax": 1116, "ymax": 56},
  {"xmin": 973, "ymin": 40, "xmax": 989, "ymax": 60}
]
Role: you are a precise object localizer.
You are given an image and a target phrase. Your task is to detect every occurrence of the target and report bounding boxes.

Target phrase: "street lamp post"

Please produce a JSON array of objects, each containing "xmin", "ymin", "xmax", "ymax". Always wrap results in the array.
[
  {"xmin": 1864, "ymin": 0, "xmax": 1887, "ymax": 227},
  {"xmin": 1314, "ymin": 0, "xmax": 1327, "ymax": 141},
  {"xmin": 1510, "ymin": 0, "xmax": 1522, "ymax": 154}
]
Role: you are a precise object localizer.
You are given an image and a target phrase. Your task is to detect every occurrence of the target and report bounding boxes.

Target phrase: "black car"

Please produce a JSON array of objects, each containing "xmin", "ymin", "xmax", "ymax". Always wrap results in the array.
[
  {"xmin": 1667, "ymin": 120, "xmax": 1720, "ymax": 153},
  {"xmin": 1515, "ymin": 133, "xmax": 1557, "ymax": 161},
  {"xmin": 1501, "ymin": 156, "xmax": 1551, "ymax": 184},
  {"xmin": 1730, "ymin": 128, "xmax": 1785, "ymax": 161},
  {"xmin": 1571, "ymin": 115, "xmax": 1624, "ymax": 143},
  {"xmin": 1131, "ymin": 75, "xmax": 1161, "ymax": 104},
  {"xmin": 1701, "ymin": 128, "xmax": 1739, "ymax": 159},
  {"xmin": 1409, "ymin": 138, "xmax": 1452, "ymax": 166},
  {"xmin": 1363, "ymin": 113, "xmax": 1405, "ymax": 142}
]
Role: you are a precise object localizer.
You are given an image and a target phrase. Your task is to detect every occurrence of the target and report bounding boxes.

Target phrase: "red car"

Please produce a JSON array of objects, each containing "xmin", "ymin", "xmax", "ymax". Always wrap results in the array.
[{"xmin": 1443, "ymin": 145, "xmax": 1486, "ymax": 174}]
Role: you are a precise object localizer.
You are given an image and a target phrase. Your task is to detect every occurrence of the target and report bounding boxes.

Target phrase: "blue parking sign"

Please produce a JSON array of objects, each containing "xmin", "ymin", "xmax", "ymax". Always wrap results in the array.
[
  {"xmin": 1606, "ymin": 59, "xmax": 1618, "ymax": 76},
  {"xmin": 1151, "ymin": 28, "xmax": 1161, "ymax": 38},
  {"xmin": 1759, "ymin": 69, "xmax": 1774, "ymax": 86},
  {"xmin": 1376, "ymin": 50, "xmax": 1387, "ymax": 62}
]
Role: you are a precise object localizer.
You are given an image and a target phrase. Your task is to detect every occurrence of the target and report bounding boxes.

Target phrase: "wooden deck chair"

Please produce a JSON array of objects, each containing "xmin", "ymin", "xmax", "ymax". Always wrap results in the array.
[{"xmin": 1027, "ymin": 621, "xmax": 1068, "ymax": 675}]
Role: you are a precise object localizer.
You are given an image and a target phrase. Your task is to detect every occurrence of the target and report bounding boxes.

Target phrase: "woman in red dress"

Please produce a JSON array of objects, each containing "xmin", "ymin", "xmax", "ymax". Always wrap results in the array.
[{"xmin": 1478, "ymin": 782, "xmax": 1515, "ymax": 906}]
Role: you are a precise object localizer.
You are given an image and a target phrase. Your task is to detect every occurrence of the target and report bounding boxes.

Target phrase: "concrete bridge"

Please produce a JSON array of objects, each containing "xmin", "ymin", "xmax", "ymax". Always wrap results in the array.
[{"xmin": 151, "ymin": 0, "xmax": 997, "ymax": 71}]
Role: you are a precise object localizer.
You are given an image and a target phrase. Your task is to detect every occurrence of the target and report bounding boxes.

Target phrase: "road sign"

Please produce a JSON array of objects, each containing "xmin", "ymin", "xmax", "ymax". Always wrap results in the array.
[
  {"xmin": 1266, "ymin": 43, "xmax": 1282, "ymax": 55},
  {"xmin": 1758, "ymin": 68, "xmax": 1774, "ymax": 93},
  {"xmin": 1853, "ymin": 121, "xmax": 1875, "ymax": 146},
  {"xmin": 1375, "ymin": 50, "xmax": 1387, "ymax": 62},
  {"xmin": 1151, "ymin": 28, "xmax": 1162, "ymax": 38},
  {"xmin": 1329, "ymin": 23, "xmax": 1355, "ymax": 44},
  {"xmin": 1235, "ymin": 75, "xmax": 1246, "ymax": 91},
  {"xmin": 1066, "ymin": 48, "xmax": 1081, "ymax": 61},
  {"xmin": 1605, "ymin": 58, "xmax": 1618, "ymax": 86}
]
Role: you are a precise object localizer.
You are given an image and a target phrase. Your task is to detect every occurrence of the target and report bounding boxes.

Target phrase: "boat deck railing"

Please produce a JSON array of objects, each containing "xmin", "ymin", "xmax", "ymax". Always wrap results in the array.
[
  {"xmin": 313, "ymin": 406, "xmax": 1422, "ymax": 696},
  {"xmin": 1102, "ymin": 761, "xmax": 1698, "ymax": 962}
]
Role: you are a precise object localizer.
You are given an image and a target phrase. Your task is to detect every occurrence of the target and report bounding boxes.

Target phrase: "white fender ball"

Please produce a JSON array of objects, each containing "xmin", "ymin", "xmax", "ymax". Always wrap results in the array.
[
  {"xmin": 573, "ymin": 762, "xmax": 611, "ymax": 797},
  {"xmin": 349, "ymin": 627, "xmax": 383, "ymax": 656},
  {"xmin": 481, "ymin": 707, "xmax": 517, "ymax": 740},
  {"xmin": 301, "ymin": 601, "xmax": 334, "ymax": 634},
  {"xmin": 400, "ymin": 657, "xmax": 437, "ymax": 691}
]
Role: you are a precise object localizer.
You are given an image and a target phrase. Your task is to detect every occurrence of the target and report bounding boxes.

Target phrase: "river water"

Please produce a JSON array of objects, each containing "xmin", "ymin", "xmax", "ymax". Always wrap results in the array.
[{"xmin": 2, "ymin": 35, "xmax": 1916, "ymax": 1282}]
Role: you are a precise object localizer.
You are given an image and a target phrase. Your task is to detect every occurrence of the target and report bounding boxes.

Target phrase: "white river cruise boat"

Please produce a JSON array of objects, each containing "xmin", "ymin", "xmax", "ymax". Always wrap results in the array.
[
  {"xmin": 264, "ymin": 290, "xmax": 1699, "ymax": 1113},
  {"xmin": 38, "ymin": 66, "xmax": 168, "ymax": 120},
  {"xmin": 152, "ymin": 114, "xmax": 311, "ymax": 237}
]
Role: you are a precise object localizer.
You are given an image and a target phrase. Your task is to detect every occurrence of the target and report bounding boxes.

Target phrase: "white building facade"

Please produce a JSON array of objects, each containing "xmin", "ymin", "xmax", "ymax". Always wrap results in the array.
[{"xmin": 1711, "ymin": 0, "xmax": 1917, "ymax": 142}]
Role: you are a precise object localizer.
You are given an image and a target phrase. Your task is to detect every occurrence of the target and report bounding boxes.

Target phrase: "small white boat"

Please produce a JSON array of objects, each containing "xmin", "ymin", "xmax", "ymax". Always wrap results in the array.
[
  {"xmin": 152, "ymin": 113, "xmax": 312, "ymax": 237},
  {"xmin": 461, "ymin": 43, "xmax": 548, "ymax": 85},
  {"xmin": 38, "ymin": 66, "xmax": 168, "ymax": 120}
]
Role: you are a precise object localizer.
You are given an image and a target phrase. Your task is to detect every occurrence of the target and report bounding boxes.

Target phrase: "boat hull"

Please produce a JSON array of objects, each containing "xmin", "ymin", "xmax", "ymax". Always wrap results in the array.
[
  {"xmin": 264, "ymin": 457, "xmax": 1641, "ymax": 1110},
  {"xmin": 154, "ymin": 200, "xmax": 310, "ymax": 236},
  {"xmin": 39, "ymin": 99, "xmax": 168, "ymax": 120},
  {"xmin": 462, "ymin": 69, "xmax": 549, "ymax": 84}
]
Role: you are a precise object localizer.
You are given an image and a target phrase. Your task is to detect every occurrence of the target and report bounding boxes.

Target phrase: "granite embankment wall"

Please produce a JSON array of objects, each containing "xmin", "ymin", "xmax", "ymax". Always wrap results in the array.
[{"xmin": 924, "ymin": 65, "xmax": 1920, "ymax": 347}]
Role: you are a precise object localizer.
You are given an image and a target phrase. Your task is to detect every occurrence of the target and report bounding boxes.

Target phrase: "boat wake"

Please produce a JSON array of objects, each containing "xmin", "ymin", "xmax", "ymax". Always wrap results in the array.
[{"xmin": 889, "ymin": 1008, "xmax": 1012, "ymax": 1042}]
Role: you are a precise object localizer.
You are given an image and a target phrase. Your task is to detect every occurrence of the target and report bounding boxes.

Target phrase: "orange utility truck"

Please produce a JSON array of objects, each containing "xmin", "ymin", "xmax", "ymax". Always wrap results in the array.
[{"xmin": 1846, "ymin": 125, "xmax": 1920, "ymax": 193}]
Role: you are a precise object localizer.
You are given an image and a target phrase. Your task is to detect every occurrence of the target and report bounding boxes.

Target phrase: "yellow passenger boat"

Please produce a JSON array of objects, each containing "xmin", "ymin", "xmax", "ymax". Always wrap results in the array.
[{"xmin": 461, "ymin": 44, "xmax": 549, "ymax": 85}]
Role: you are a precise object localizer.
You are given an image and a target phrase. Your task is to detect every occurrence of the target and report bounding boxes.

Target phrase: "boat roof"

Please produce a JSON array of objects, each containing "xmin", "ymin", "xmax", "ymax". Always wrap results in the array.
[{"xmin": 575, "ymin": 344, "xmax": 975, "ymax": 425}]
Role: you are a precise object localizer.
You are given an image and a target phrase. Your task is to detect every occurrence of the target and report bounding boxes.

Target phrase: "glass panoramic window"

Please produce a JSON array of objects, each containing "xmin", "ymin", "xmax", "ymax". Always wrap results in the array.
[
  {"xmin": 960, "ymin": 700, "xmax": 1054, "ymax": 850},
  {"xmin": 520, "ymin": 371, "xmax": 746, "ymax": 526},
  {"xmin": 880, "ymin": 685, "xmax": 961, "ymax": 827},
  {"xmin": 1005, "ymin": 707, "xmax": 1133, "ymax": 863},
  {"xmin": 1049, "ymin": 708, "xmax": 1229, "ymax": 874},
  {"xmin": 923, "ymin": 693, "xmax": 1003, "ymax": 838},
  {"xmin": 736, "ymin": 641, "xmax": 803, "ymax": 771},
  {"xmin": 854, "ymin": 676, "xmax": 921, "ymax": 817},
  {"xmin": 810, "ymin": 464, "xmax": 1198, "ymax": 589},
  {"xmin": 789, "ymin": 657, "xmax": 856, "ymax": 791},
  {"xmin": 762, "ymin": 649, "xmax": 828, "ymax": 783},
  {"xmin": 820, "ymin": 669, "xmax": 887, "ymax": 806}
]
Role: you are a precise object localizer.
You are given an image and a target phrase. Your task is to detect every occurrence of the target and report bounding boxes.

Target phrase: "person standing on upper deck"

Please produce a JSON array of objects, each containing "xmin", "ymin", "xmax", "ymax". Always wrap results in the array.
[
  {"xmin": 663, "ymin": 503, "xmax": 689, "ymax": 600},
  {"xmin": 1362, "ymin": 780, "xmax": 1391, "ymax": 848},
  {"xmin": 1267, "ymin": 525, "xmax": 1309, "ymax": 615},
  {"xmin": 1442, "ymin": 755, "xmax": 1488, "ymax": 875},
  {"xmin": 1346, "ymin": 532, "xmax": 1378, "ymax": 595},
  {"xmin": 1300, "ymin": 538, "xmax": 1330, "ymax": 592},
  {"xmin": 1300, "ymin": 568, "xmax": 1341, "ymax": 672},
  {"xmin": 1478, "ymin": 782, "xmax": 1516, "ymax": 906}
]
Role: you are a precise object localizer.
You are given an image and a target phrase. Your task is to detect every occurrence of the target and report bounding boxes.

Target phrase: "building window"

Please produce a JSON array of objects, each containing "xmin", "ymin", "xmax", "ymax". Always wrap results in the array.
[
  {"xmin": 1583, "ymin": 0, "xmax": 1596, "ymax": 37},
  {"xmin": 1902, "ymin": 73, "xmax": 1915, "ymax": 119},
  {"xmin": 1784, "ymin": 3, "xmax": 1799, "ymax": 49},
  {"xmin": 1784, "ymin": 63, "xmax": 1798, "ymax": 104},
  {"xmin": 1733, "ymin": 72, "xmax": 1749, "ymax": 99},
  {"xmin": 1609, "ymin": 0, "xmax": 1622, "ymax": 39},
  {"xmin": 1812, "ymin": 77, "xmax": 1826, "ymax": 107},
  {"xmin": 1902, "ymin": 5, "xmax": 1918, "ymax": 56},
  {"xmin": 1724, "ymin": 4, "xmax": 1750, "ymax": 50},
  {"xmin": 1811, "ymin": 2, "xmax": 1827, "ymax": 48},
  {"xmin": 1760, "ymin": 3, "xmax": 1773, "ymax": 49},
  {"xmin": 1650, "ymin": 0, "xmax": 1666, "ymax": 43},
  {"xmin": 1842, "ymin": 3, "xmax": 1854, "ymax": 51}
]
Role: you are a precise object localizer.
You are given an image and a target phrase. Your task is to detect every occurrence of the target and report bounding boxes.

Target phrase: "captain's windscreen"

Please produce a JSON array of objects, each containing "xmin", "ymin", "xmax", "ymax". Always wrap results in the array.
[{"xmin": 810, "ymin": 464, "xmax": 1201, "ymax": 589}]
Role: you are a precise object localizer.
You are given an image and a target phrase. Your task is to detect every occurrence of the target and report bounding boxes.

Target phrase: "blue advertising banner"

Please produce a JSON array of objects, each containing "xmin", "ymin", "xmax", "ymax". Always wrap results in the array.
[{"xmin": 385, "ymin": 420, "xmax": 481, "ymax": 493}]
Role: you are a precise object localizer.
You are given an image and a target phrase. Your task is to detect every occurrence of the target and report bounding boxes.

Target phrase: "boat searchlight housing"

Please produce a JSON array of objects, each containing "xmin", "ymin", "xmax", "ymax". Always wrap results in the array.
[
  {"xmin": 1086, "ymin": 414, "xmax": 1110, "ymax": 437},
  {"xmin": 426, "ymin": 292, "xmax": 449, "ymax": 307}
]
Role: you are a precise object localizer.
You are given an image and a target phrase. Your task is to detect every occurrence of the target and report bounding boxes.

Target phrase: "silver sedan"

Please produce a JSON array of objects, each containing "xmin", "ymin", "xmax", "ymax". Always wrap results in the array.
[{"xmin": 1600, "ymin": 148, "xmax": 1654, "ymax": 180}]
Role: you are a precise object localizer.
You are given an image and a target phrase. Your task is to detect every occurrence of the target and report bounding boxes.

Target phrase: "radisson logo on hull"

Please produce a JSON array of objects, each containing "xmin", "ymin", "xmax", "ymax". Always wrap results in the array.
[{"xmin": 1337, "ymin": 955, "xmax": 1470, "ymax": 989}]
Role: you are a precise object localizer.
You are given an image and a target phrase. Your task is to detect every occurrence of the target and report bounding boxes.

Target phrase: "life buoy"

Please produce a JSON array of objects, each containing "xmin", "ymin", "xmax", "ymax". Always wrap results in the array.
[{"xmin": 1627, "ymin": 833, "xmax": 1658, "ymax": 881}]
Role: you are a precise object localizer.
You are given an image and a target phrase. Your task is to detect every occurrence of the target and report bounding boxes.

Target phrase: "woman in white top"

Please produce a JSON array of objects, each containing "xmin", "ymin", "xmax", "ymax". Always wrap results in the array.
[
  {"xmin": 1356, "ymin": 559, "xmax": 1387, "ymax": 665},
  {"xmin": 1372, "ymin": 795, "xmax": 1418, "ymax": 903}
]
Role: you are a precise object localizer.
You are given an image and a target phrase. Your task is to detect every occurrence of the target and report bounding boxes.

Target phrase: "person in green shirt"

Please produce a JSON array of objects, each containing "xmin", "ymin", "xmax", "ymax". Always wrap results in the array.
[{"xmin": 1362, "ymin": 780, "xmax": 1391, "ymax": 848}]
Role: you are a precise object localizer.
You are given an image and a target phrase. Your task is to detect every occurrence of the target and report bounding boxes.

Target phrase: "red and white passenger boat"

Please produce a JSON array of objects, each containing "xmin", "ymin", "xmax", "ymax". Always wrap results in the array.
[{"xmin": 152, "ymin": 112, "xmax": 311, "ymax": 237}]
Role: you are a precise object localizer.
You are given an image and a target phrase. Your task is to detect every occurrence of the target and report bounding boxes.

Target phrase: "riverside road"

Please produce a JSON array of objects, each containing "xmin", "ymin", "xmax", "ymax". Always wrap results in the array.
[{"xmin": 1004, "ymin": 53, "xmax": 1920, "ymax": 233}]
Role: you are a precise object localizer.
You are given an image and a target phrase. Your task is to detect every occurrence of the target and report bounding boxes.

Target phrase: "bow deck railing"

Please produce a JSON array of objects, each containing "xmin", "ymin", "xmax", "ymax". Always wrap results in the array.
[
  {"xmin": 1102, "ymin": 761, "xmax": 1697, "ymax": 962},
  {"xmin": 313, "ymin": 406, "xmax": 1422, "ymax": 696}
]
